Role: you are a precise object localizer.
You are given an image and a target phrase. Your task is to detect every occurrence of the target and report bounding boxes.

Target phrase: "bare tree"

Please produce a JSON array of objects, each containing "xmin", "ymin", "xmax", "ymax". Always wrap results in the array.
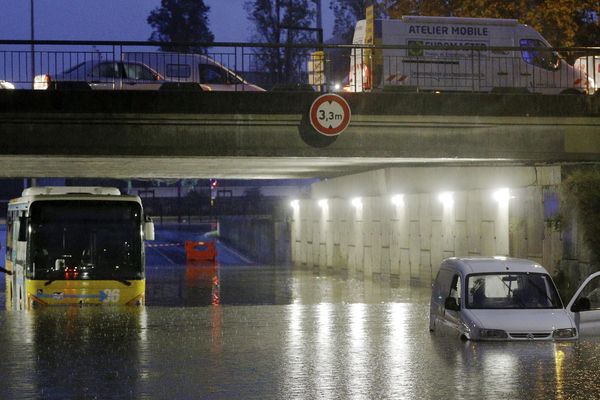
[
  {"xmin": 329, "ymin": 0, "xmax": 371, "ymax": 43},
  {"xmin": 245, "ymin": 0, "xmax": 316, "ymax": 86}
]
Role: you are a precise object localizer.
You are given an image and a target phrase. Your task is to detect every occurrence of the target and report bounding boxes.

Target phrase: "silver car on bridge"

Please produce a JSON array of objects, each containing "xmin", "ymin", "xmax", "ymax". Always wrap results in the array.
[{"xmin": 34, "ymin": 60, "xmax": 166, "ymax": 90}]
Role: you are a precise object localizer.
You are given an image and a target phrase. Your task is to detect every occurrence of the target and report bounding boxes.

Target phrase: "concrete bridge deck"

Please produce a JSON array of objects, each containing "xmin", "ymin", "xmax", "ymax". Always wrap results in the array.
[{"xmin": 0, "ymin": 90, "xmax": 598, "ymax": 178}]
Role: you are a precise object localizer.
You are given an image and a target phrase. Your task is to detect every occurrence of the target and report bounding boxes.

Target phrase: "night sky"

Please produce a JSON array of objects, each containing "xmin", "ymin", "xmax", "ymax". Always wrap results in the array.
[{"xmin": 0, "ymin": 0, "xmax": 336, "ymax": 43}]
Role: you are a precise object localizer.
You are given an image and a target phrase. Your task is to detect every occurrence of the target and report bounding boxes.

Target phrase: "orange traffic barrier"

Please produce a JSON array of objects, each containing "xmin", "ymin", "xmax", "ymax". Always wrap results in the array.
[{"xmin": 185, "ymin": 240, "xmax": 217, "ymax": 262}]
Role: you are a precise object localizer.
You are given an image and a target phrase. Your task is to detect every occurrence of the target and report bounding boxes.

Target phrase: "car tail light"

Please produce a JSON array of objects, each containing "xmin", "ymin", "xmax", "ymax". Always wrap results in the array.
[
  {"xmin": 38, "ymin": 74, "xmax": 52, "ymax": 90},
  {"xmin": 44, "ymin": 74, "xmax": 52, "ymax": 89}
]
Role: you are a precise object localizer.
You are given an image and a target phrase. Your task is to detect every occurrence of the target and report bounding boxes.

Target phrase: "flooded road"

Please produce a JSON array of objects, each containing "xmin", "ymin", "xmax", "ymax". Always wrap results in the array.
[{"xmin": 2, "ymin": 225, "xmax": 600, "ymax": 399}]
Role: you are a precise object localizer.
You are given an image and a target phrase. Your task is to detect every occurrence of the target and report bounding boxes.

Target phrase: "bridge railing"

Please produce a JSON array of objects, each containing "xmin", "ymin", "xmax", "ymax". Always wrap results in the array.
[{"xmin": 0, "ymin": 40, "xmax": 598, "ymax": 94}]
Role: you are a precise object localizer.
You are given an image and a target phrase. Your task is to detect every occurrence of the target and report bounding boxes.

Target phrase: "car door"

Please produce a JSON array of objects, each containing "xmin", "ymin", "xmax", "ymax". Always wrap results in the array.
[
  {"xmin": 489, "ymin": 37, "xmax": 520, "ymax": 92},
  {"xmin": 437, "ymin": 273, "xmax": 464, "ymax": 335},
  {"xmin": 566, "ymin": 271, "xmax": 600, "ymax": 336},
  {"xmin": 518, "ymin": 38, "xmax": 561, "ymax": 94},
  {"xmin": 199, "ymin": 63, "xmax": 241, "ymax": 91},
  {"xmin": 87, "ymin": 61, "xmax": 121, "ymax": 90},
  {"xmin": 121, "ymin": 62, "xmax": 163, "ymax": 90}
]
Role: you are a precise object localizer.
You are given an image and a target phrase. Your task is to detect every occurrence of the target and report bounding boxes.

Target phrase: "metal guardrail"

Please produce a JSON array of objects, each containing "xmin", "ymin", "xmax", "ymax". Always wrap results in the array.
[{"xmin": 0, "ymin": 40, "xmax": 599, "ymax": 94}]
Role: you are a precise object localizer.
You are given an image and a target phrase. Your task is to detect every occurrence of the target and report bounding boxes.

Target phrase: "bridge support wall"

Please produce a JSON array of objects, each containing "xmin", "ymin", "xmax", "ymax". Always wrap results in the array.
[{"xmin": 290, "ymin": 166, "xmax": 581, "ymax": 286}]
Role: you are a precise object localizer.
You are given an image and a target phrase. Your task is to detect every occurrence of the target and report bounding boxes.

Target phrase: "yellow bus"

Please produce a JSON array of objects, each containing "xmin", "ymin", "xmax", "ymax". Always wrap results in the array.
[{"xmin": 0, "ymin": 187, "xmax": 154, "ymax": 309}]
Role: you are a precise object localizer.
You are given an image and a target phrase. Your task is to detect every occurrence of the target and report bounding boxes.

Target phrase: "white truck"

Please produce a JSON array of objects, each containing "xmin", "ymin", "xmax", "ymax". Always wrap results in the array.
[{"xmin": 348, "ymin": 16, "xmax": 594, "ymax": 94}]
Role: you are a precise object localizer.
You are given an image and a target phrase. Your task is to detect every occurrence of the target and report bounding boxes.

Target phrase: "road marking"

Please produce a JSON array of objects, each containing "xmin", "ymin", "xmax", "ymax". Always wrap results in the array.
[
  {"xmin": 148, "ymin": 245, "xmax": 177, "ymax": 265},
  {"xmin": 218, "ymin": 240, "xmax": 254, "ymax": 264}
]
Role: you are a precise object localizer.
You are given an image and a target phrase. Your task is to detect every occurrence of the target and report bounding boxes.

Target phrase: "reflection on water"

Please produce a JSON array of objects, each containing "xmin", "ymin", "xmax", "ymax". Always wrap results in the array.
[
  {"xmin": 2, "ymin": 268, "xmax": 600, "ymax": 399},
  {"xmin": 0, "ymin": 307, "xmax": 147, "ymax": 399}
]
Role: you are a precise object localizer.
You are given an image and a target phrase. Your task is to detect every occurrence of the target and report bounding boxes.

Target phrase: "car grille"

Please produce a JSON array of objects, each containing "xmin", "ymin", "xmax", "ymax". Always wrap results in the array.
[{"xmin": 509, "ymin": 332, "xmax": 551, "ymax": 340}]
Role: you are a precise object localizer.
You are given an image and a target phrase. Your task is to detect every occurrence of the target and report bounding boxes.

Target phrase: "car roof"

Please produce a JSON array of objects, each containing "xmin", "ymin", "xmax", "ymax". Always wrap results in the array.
[
  {"xmin": 67, "ymin": 60, "xmax": 156, "ymax": 70},
  {"xmin": 441, "ymin": 257, "xmax": 549, "ymax": 275},
  {"xmin": 60, "ymin": 59, "xmax": 162, "ymax": 78}
]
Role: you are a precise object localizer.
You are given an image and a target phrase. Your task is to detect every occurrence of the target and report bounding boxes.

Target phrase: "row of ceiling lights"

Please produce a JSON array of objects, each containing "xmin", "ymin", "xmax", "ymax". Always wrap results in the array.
[{"xmin": 290, "ymin": 188, "xmax": 511, "ymax": 209}]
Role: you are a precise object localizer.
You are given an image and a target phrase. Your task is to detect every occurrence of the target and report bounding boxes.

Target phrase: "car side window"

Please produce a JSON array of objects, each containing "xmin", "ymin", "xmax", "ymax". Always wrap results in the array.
[
  {"xmin": 91, "ymin": 62, "xmax": 120, "ymax": 79},
  {"xmin": 227, "ymin": 72, "xmax": 243, "ymax": 85},
  {"xmin": 199, "ymin": 64, "xmax": 228, "ymax": 84},
  {"xmin": 123, "ymin": 63, "xmax": 156, "ymax": 81},
  {"xmin": 520, "ymin": 38, "xmax": 559, "ymax": 71},
  {"xmin": 449, "ymin": 274, "xmax": 461, "ymax": 303},
  {"xmin": 166, "ymin": 64, "xmax": 191, "ymax": 79},
  {"xmin": 575, "ymin": 275, "xmax": 600, "ymax": 311}
]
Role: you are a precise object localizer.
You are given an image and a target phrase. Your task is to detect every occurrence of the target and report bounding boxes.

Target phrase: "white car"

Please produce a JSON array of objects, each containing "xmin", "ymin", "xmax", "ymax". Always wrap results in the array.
[
  {"xmin": 123, "ymin": 52, "xmax": 265, "ymax": 92},
  {"xmin": 33, "ymin": 60, "xmax": 166, "ymax": 90},
  {"xmin": 430, "ymin": 257, "xmax": 600, "ymax": 341},
  {"xmin": 574, "ymin": 55, "xmax": 600, "ymax": 94}
]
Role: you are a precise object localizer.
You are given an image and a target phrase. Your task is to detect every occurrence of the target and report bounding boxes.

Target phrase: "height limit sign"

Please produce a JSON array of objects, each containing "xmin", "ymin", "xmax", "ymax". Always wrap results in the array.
[{"xmin": 309, "ymin": 93, "xmax": 351, "ymax": 136}]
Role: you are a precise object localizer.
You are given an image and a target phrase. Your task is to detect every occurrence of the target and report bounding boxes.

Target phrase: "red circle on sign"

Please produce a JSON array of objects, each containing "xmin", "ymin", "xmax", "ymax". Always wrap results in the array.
[{"xmin": 309, "ymin": 93, "xmax": 351, "ymax": 136}]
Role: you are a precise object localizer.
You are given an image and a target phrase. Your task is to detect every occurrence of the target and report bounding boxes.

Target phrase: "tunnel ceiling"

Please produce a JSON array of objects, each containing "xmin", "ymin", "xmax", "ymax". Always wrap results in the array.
[{"xmin": 0, "ymin": 155, "xmax": 514, "ymax": 179}]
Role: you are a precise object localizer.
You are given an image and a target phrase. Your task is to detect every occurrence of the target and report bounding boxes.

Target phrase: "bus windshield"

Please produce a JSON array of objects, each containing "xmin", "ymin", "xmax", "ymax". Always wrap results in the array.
[
  {"xmin": 27, "ymin": 200, "xmax": 143, "ymax": 281},
  {"xmin": 466, "ymin": 272, "xmax": 562, "ymax": 309}
]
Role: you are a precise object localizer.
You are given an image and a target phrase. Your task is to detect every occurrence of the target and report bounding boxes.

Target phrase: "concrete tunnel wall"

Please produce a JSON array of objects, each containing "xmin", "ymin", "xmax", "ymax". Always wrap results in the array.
[{"xmin": 290, "ymin": 166, "xmax": 569, "ymax": 286}]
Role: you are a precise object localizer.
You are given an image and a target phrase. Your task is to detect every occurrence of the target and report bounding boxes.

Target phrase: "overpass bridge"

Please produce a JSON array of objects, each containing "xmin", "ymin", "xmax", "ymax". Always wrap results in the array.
[
  {"xmin": 0, "ymin": 90, "xmax": 598, "ymax": 179},
  {"xmin": 1, "ymin": 89, "xmax": 599, "ymax": 285}
]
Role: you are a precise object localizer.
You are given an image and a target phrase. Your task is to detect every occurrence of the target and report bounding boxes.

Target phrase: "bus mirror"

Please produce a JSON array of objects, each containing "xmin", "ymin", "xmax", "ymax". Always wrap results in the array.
[
  {"xmin": 18, "ymin": 216, "xmax": 27, "ymax": 242},
  {"xmin": 144, "ymin": 217, "xmax": 155, "ymax": 241},
  {"xmin": 0, "ymin": 266, "xmax": 12, "ymax": 276}
]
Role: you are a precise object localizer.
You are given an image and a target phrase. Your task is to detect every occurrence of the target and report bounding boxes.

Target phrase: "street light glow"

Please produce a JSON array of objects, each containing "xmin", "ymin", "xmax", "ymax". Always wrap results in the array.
[
  {"xmin": 438, "ymin": 192, "xmax": 454, "ymax": 206},
  {"xmin": 493, "ymin": 188, "xmax": 510, "ymax": 203},
  {"xmin": 391, "ymin": 194, "xmax": 404, "ymax": 207},
  {"xmin": 351, "ymin": 197, "xmax": 362, "ymax": 208},
  {"xmin": 318, "ymin": 199, "xmax": 328, "ymax": 208}
]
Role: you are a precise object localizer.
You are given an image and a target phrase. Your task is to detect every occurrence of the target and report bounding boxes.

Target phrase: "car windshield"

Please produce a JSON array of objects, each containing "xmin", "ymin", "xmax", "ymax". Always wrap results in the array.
[
  {"xmin": 27, "ymin": 200, "xmax": 143, "ymax": 281},
  {"xmin": 466, "ymin": 272, "xmax": 562, "ymax": 309}
]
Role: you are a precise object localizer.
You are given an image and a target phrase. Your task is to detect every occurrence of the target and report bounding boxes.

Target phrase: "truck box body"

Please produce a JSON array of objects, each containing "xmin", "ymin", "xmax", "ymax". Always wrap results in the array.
[{"xmin": 349, "ymin": 16, "xmax": 593, "ymax": 94}]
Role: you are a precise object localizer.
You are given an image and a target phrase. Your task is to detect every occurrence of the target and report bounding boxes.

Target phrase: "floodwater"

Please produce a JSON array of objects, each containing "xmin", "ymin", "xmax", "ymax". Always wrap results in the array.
[{"xmin": 2, "ymin": 226, "xmax": 600, "ymax": 399}]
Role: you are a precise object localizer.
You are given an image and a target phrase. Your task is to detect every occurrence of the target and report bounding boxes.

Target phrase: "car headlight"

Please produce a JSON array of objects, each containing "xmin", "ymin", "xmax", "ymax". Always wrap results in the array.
[
  {"xmin": 479, "ymin": 329, "xmax": 508, "ymax": 339},
  {"xmin": 552, "ymin": 328, "xmax": 577, "ymax": 339}
]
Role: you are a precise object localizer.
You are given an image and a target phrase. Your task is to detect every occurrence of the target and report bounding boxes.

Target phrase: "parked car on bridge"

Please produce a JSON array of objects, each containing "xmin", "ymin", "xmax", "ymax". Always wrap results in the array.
[
  {"xmin": 123, "ymin": 52, "xmax": 265, "ymax": 92},
  {"xmin": 430, "ymin": 256, "xmax": 600, "ymax": 341},
  {"xmin": 33, "ymin": 60, "xmax": 166, "ymax": 90},
  {"xmin": 0, "ymin": 80, "xmax": 15, "ymax": 89}
]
